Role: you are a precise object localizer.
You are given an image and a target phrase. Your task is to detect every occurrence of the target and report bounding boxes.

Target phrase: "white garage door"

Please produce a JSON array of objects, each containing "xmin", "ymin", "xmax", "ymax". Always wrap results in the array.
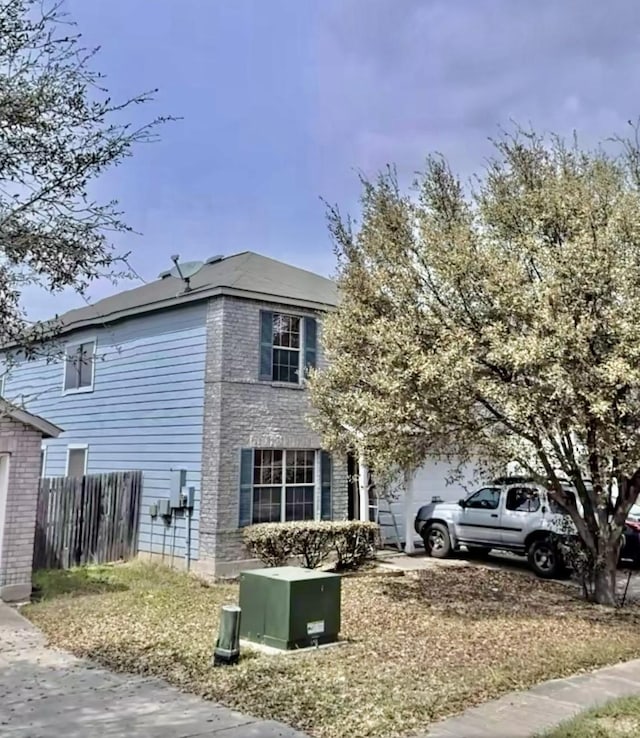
[{"xmin": 380, "ymin": 457, "xmax": 481, "ymax": 546}]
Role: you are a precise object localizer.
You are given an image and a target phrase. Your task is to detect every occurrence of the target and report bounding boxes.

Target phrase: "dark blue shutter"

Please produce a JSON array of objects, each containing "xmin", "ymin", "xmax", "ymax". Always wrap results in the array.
[
  {"xmin": 239, "ymin": 449, "xmax": 254, "ymax": 527},
  {"xmin": 304, "ymin": 317, "xmax": 317, "ymax": 374},
  {"xmin": 320, "ymin": 451, "xmax": 332, "ymax": 520},
  {"xmin": 259, "ymin": 311, "xmax": 274, "ymax": 380}
]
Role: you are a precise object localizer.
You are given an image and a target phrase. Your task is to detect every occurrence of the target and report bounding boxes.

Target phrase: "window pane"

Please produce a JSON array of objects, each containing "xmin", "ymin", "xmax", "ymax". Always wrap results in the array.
[
  {"xmin": 272, "ymin": 314, "xmax": 301, "ymax": 355},
  {"xmin": 79, "ymin": 343, "xmax": 93, "ymax": 387},
  {"xmin": 252, "ymin": 486, "xmax": 282, "ymax": 523},
  {"xmin": 67, "ymin": 448, "xmax": 86, "ymax": 478},
  {"xmin": 254, "ymin": 449, "xmax": 282, "ymax": 485},
  {"xmin": 549, "ymin": 490, "xmax": 575, "ymax": 515},
  {"xmin": 506, "ymin": 487, "xmax": 540, "ymax": 512},
  {"xmin": 466, "ymin": 487, "xmax": 501, "ymax": 510},
  {"xmin": 285, "ymin": 485, "xmax": 314, "ymax": 521},
  {"xmin": 284, "ymin": 450, "xmax": 314, "ymax": 485},
  {"xmin": 272, "ymin": 348, "xmax": 299, "ymax": 383},
  {"xmin": 64, "ymin": 346, "xmax": 80, "ymax": 390},
  {"xmin": 289, "ymin": 317, "xmax": 301, "ymax": 349},
  {"xmin": 273, "ymin": 314, "xmax": 288, "ymax": 347}
]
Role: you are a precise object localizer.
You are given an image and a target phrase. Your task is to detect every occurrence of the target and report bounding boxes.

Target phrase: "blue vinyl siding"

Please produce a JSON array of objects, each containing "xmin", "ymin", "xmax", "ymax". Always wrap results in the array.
[{"xmin": 3, "ymin": 304, "xmax": 207, "ymax": 563}]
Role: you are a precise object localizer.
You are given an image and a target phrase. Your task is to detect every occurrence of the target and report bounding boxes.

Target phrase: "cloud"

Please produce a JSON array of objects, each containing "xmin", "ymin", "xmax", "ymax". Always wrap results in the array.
[{"xmin": 312, "ymin": 0, "xmax": 640, "ymax": 183}]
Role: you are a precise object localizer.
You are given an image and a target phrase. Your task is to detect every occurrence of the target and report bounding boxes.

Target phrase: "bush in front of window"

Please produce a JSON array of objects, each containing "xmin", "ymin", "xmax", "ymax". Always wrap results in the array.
[
  {"xmin": 332, "ymin": 522, "xmax": 380, "ymax": 571},
  {"xmin": 243, "ymin": 521, "xmax": 380, "ymax": 571}
]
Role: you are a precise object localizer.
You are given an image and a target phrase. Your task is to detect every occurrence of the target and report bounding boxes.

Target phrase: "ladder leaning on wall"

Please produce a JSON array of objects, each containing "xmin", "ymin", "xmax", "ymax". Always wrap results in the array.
[{"xmin": 369, "ymin": 496, "xmax": 403, "ymax": 552}]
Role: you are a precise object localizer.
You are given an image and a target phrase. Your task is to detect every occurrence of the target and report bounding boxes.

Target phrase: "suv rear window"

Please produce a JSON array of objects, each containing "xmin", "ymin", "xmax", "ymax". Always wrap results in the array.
[
  {"xmin": 549, "ymin": 490, "xmax": 576, "ymax": 515},
  {"xmin": 506, "ymin": 487, "xmax": 540, "ymax": 512}
]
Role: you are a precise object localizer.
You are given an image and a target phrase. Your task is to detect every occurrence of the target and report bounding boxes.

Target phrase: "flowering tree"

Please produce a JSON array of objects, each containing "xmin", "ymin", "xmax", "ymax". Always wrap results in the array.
[
  {"xmin": 0, "ymin": 0, "xmax": 168, "ymax": 353},
  {"xmin": 311, "ymin": 128, "xmax": 640, "ymax": 605}
]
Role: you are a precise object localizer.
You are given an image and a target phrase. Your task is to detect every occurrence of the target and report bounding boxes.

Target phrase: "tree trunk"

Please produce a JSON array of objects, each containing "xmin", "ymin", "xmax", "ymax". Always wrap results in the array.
[{"xmin": 593, "ymin": 552, "xmax": 618, "ymax": 606}]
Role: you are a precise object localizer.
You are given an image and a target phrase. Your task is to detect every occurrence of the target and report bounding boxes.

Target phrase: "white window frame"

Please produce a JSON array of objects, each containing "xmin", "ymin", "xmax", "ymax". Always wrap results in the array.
[
  {"xmin": 251, "ymin": 449, "xmax": 319, "ymax": 523},
  {"xmin": 62, "ymin": 339, "xmax": 96, "ymax": 395},
  {"xmin": 40, "ymin": 443, "xmax": 48, "ymax": 478},
  {"xmin": 0, "ymin": 370, "xmax": 5, "ymax": 398},
  {"xmin": 0, "ymin": 454, "xmax": 10, "ymax": 576},
  {"xmin": 65, "ymin": 444, "xmax": 88, "ymax": 477},
  {"xmin": 271, "ymin": 313, "xmax": 304, "ymax": 385}
]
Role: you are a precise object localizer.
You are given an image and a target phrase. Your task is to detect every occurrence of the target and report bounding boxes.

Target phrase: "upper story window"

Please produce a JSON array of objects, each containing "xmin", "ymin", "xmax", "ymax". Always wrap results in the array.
[
  {"xmin": 63, "ymin": 341, "xmax": 95, "ymax": 393},
  {"xmin": 259, "ymin": 310, "xmax": 317, "ymax": 384},
  {"xmin": 273, "ymin": 314, "xmax": 301, "ymax": 383}
]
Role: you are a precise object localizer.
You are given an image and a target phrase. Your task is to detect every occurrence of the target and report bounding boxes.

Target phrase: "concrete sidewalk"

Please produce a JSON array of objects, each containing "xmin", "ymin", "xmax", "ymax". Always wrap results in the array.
[
  {"xmin": 0, "ymin": 603, "xmax": 308, "ymax": 738},
  {"xmin": 422, "ymin": 659, "xmax": 640, "ymax": 738}
]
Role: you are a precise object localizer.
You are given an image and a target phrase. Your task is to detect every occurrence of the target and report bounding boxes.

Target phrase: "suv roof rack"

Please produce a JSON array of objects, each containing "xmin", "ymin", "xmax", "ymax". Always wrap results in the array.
[{"xmin": 492, "ymin": 475, "xmax": 535, "ymax": 485}]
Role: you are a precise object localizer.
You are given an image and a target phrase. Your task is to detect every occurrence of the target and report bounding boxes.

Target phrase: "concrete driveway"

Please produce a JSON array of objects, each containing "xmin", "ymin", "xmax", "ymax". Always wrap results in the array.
[
  {"xmin": 379, "ymin": 547, "xmax": 640, "ymax": 602},
  {"xmin": 0, "ymin": 603, "xmax": 308, "ymax": 738}
]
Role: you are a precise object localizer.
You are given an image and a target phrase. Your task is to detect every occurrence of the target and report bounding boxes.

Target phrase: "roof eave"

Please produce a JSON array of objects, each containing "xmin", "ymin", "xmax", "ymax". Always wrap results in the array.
[
  {"xmin": 55, "ymin": 285, "xmax": 337, "ymax": 335},
  {"xmin": 0, "ymin": 401, "xmax": 63, "ymax": 438}
]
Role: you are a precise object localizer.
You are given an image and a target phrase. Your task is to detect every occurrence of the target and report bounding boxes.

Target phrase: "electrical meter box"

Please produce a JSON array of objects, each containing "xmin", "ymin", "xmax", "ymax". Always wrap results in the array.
[{"xmin": 239, "ymin": 566, "xmax": 341, "ymax": 650}]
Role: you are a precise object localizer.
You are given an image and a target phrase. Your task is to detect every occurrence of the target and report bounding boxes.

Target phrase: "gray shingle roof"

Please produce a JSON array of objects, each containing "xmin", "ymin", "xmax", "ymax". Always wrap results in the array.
[{"xmin": 56, "ymin": 251, "xmax": 338, "ymax": 334}]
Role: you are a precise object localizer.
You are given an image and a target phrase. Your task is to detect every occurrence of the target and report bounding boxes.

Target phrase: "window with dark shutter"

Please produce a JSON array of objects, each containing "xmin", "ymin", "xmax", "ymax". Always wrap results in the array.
[
  {"xmin": 320, "ymin": 451, "xmax": 332, "ymax": 520},
  {"xmin": 241, "ymin": 449, "xmax": 319, "ymax": 526},
  {"xmin": 260, "ymin": 312, "xmax": 318, "ymax": 384},
  {"xmin": 304, "ymin": 317, "xmax": 317, "ymax": 374}
]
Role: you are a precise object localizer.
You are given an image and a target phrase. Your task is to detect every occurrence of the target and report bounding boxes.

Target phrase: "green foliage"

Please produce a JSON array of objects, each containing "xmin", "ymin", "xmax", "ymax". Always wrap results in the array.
[
  {"xmin": 0, "ymin": 1, "xmax": 169, "ymax": 353},
  {"xmin": 242, "ymin": 524, "xmax": 295, "ymax": 567},
  {"xmin": 332, "ymin": 521, "xmax": 380, "ymax": 570},
  {"xmin": 243, "ymin": 521, "xmax": 379, "ymax": 570},
  {"xmin": 311, "ymin": 125, "xmax": 640, "ymax": 604}
]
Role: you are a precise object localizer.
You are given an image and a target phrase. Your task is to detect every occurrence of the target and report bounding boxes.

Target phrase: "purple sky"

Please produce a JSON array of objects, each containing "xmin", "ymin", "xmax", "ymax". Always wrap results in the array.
[{"xmin": 28, "ymin": 0, "xmax": 640, "ymax": 317}]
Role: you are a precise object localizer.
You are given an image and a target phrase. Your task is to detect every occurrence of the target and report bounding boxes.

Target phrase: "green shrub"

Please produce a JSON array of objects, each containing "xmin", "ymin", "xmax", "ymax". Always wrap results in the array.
[
  {"xmin": 242, "ymin": 523, "xmax": 294, "ymax": 567},
  {"xmin": 331, "ymin": 521, "xmax": 379, "ymax": 571},
  {"xmin": 289, "ymin": 522, "xmax": 335, "ymax": 569},
  {"xmin": 243, "ymin": 521, "xmax": 380, "ymax": 570}
]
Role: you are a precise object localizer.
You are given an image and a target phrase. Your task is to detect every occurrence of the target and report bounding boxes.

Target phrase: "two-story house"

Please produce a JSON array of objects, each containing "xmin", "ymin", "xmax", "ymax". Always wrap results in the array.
[{"xmin": 2, "ymin": 252, "xmax": 348, "ymax": 577}]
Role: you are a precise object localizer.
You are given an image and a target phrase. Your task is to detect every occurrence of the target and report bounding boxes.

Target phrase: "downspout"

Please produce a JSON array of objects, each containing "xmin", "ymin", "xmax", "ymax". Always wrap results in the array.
[{"xmin": 185, "ymin": 506, "xmax": 192, "ymax": 571}]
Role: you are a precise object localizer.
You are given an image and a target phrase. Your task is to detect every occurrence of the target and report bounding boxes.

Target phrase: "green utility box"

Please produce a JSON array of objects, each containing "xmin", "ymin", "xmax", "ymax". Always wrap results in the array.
[{"xmin": 239, "ymin": 566, "xmax": 341, "ymax": 650}]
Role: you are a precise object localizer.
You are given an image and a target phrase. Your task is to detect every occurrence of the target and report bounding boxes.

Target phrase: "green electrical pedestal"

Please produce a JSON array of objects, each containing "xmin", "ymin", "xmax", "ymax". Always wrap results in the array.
[{"xmin": 239, "ymin": 566, "xmax": 341, "ymax": 650}]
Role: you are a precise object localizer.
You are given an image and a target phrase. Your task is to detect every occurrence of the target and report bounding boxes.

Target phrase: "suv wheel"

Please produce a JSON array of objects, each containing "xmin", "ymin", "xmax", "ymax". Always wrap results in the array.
[
  {"xmin": 527, "ymin": 538, "xmax": 562, "ymax": 579},
  {"xmin": 424, "ymin": 523, "xmax": 452, "ymax": 559}
]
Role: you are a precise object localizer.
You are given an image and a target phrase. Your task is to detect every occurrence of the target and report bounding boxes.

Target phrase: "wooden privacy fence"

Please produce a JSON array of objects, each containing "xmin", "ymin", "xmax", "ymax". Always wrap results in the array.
[{"xmin": 33, "ymin": 471, "xmax": 142, "ymax": 570}]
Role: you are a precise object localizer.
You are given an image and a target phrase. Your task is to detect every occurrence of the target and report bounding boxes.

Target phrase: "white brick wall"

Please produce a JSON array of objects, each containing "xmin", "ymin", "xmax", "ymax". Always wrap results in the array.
[{"xmin": 0, "ymin": 416, "xmax": 42, "ymax": 601}]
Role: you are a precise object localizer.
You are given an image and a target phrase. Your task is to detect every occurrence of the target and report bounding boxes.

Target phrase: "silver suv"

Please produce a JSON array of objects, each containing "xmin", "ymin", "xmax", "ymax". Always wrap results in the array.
[{"xmin": 414, "ymin": 477, "xmax": 570, "ymax": 578}]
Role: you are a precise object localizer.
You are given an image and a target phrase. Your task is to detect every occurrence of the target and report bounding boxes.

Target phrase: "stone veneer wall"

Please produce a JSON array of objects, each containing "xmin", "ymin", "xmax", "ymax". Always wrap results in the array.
[{"xmin": 196, "ymin": 295, "xmax": 348, "ymax": 578}]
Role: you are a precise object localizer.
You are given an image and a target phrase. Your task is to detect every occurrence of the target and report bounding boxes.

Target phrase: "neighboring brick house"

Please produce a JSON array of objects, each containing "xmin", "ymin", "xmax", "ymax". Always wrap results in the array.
[
  {"xmin": 2, "ymin": 252, "xmax": 349, "ymax": 577},
  {"xmin": 0, "ymin": 402, "xmax": 62, "ymax": 601}
]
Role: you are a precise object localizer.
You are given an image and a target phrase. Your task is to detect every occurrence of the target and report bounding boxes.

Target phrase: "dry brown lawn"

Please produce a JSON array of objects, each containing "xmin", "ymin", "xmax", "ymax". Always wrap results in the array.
[{"xmin": 22, "ymin": 561, "xmax": 640, "ymax": 738}]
